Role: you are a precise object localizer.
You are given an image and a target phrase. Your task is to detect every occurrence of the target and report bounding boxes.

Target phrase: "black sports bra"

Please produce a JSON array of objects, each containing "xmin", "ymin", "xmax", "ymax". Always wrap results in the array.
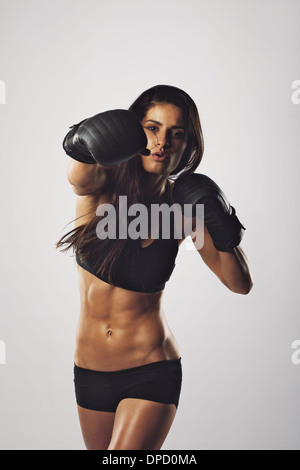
[{"xmin": 75, "ymin": 210, "xmax": 179, "ymax": 293}]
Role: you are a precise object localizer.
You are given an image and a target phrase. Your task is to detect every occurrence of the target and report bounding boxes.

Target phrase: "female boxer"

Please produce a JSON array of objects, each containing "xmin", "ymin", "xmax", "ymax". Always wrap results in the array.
[{"xmin": 56, "ymin": 84, "xmax": 253, "ymax": 450}]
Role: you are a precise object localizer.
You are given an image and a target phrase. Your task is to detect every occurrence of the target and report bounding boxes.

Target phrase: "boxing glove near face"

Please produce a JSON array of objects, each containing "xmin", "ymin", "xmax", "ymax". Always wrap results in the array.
[
  {"xmin": 63, "ymin": 118, "xmax": 96, "ymax": 164},
  {"xmin": 62, "ymin": 109, "xmax": 150, "ymax": 166},
  {"xmin": 173, "ymin": 173, "xmax": 246, "ymax": 252}
]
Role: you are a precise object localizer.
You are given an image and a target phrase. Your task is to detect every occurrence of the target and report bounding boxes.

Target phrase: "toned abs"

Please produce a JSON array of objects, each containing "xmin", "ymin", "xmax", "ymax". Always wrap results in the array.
[{"xmin": 74, "ymin": 192, "xmax": 181, "ymax": 372}]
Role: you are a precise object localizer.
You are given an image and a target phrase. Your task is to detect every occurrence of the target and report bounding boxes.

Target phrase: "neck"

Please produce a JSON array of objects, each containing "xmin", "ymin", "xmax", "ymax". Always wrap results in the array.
[{"xmin": 140, "ymin": 172, "xmax": 168, "ymax": 204}]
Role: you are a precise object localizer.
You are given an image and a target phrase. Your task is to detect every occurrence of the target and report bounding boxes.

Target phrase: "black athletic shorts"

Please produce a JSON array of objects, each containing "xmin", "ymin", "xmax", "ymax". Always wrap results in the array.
[{"xmin": 74, "ymin": 358, "xmax": 182, "ymax": 412}]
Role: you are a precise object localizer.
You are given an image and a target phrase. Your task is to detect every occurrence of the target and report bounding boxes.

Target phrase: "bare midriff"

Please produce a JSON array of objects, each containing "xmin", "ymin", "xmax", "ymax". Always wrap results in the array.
[
  {"xmin": 75, "ymin": 265, "xmax": 181, "ymax": 371},
  {"xmin": 73, "ymin": 187, "xmax": 185, "ymax": 372}
]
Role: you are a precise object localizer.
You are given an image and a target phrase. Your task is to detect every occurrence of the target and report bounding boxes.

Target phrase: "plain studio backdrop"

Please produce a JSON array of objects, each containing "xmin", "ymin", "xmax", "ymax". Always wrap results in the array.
[{"xmin": 0, "ymin": 0, "xmax": 299, "ymax": 450}]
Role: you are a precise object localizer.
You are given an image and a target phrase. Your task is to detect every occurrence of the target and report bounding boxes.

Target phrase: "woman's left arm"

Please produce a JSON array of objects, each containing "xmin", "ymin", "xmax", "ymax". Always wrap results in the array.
[
  {"xmin": 218, "ymin": 246, "xmax": 253, "ymax": 295},
  {"xmin": 195, "ymin": 223, "xmax": 253, "ymax": 295},
  {"xmin": 173, "ymin": 173, "xmax": 253, "ymax": 294}
]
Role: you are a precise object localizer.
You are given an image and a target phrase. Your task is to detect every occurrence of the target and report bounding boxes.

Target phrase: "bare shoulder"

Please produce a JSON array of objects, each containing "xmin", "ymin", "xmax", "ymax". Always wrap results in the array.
[
  {"xmin": 74, "ymin": 191, "xmax": 109, "ymax": 228},
  {"xmin": 74, "ymin": 195, "xmax": 94, "ymax": 229}
]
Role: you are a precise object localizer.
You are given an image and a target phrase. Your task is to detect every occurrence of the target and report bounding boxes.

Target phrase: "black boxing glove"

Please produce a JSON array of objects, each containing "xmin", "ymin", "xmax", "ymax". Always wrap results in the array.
[
  {"xmin": 173, "ymin": 173, "xmax": 246, "ymax": 252},
  {"xmin": 62, "ymin": 109, "xmax": 150, "ymax": 166}
]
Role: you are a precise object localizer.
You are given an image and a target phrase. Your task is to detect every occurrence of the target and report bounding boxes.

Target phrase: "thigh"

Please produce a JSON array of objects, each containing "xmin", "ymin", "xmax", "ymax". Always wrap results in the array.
[
  {"xmin": 108, "ymin": 398, "xmax": 177, "ymax": 450},
  {"xmin": 77, "ymin": 405, "xmax": 115, "ymax": 450}
]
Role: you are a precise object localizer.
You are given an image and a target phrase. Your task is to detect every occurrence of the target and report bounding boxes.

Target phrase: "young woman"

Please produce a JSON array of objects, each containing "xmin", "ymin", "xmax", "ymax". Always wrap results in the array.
[{"xmin": 56, "ymin": 84, "xmax": 253, "ymax": 450}]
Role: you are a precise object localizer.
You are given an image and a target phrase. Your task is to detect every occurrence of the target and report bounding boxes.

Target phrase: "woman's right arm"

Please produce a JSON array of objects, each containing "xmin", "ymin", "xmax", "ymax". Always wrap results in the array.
[
  {"xmin": 67, "ymin": 160, "xmax": 109, "ymax": 196},
  {"xmin": 63, "ymin": 108, "xmax": 150, "ymax": 195}
]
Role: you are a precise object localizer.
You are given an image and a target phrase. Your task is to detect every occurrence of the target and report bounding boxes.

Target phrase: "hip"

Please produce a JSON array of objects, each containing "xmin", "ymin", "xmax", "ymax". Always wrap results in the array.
[{"xmin": 74, "ymin": 357, "xmax": 183, "ymax": 412}]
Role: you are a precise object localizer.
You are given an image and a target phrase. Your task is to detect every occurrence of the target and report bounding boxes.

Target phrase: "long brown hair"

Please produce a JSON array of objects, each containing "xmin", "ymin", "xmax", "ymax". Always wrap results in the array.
[{"xmin": 55, "ymin": 84, "xmax": 204, "ymax": 284}]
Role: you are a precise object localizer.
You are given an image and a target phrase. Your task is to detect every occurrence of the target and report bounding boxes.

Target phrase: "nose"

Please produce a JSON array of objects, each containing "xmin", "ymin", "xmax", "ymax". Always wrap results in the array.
[{"xmin": 156, "ymin": 130, "xmax": 170, "ymax": 149}]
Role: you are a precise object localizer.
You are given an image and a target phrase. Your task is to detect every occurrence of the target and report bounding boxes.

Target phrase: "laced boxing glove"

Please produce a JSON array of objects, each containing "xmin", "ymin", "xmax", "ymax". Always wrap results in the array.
[
  {"xmin": 173, "ymin": 173, "xmax": 246, "ymax": 252},
  {"xmin": 62, "ymin": 109, "xmax": 150, "ymax": 166}
]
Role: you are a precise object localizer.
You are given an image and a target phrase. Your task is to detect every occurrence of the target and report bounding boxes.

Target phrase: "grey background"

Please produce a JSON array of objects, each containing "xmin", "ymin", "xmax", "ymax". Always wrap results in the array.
[{"xmin": 0, "ymin": 0, "xmax": 299, "ymax": 450}]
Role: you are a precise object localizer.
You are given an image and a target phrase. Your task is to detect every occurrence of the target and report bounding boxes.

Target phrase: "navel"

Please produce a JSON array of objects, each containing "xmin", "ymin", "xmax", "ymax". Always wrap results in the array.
[{"xmin": 106, "ymin": 329, "xmax": 112, "ymax": 337}]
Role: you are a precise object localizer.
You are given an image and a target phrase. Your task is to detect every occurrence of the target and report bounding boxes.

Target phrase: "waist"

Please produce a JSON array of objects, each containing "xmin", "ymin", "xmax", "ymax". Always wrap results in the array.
[
  {"xmin": 75, "ymin": 309, "xmax": 179, "ymax": 371},
  {"xmin": 74, "ymin": 357, "xmax": 182, "ymax": 375}
]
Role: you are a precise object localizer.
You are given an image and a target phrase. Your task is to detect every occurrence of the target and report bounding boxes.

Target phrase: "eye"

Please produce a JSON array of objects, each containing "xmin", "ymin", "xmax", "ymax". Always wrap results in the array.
[
  {"xmin": 172, "ymin": 131, "xmax": 185, "ymax": 139},
  {"xmin": 144, "ymin": 126, "xmax": 185, "ymax": 139},
  {"xmin": 146, "ymin": 125, "xmax": 158, "ymax": 133}
]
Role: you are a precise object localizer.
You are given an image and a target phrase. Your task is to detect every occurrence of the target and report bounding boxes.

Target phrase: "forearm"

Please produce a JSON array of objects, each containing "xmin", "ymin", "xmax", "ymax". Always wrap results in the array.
[
  {"xmin": 219, "ymin": 245, "xmax": 253, "ymax": 295},
  {"xmin": 67, "ymin": 160, "xmax": 107, "ymax": 192}
]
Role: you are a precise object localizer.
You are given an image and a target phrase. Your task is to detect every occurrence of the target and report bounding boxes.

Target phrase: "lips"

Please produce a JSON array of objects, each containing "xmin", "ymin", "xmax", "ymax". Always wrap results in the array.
[{"xmin": 152, "ymin": 152, "xmax": 167, "ymax": 162}]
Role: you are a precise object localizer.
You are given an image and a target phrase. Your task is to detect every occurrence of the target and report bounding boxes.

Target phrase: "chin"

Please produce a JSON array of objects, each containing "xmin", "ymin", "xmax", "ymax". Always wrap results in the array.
[
  {"xmin": 142, "ymin": 165, "xmax": 166, "ymax": 175},
  {"xmin": 141, "ymin": 156, "xmax": 170, "ymax": 175}
]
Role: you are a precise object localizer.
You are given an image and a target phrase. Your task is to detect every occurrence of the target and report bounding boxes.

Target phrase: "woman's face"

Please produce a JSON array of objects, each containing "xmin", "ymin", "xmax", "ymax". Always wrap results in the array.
[{"xmin": 140, "ymin": 102, "xmax": 187, "ymax": 177}]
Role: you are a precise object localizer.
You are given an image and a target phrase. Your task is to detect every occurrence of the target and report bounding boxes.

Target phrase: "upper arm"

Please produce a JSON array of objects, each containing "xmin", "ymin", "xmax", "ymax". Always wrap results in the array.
[{"xmin": 70, "ymin": 184, "xmax": 103, "ymax": 196}]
